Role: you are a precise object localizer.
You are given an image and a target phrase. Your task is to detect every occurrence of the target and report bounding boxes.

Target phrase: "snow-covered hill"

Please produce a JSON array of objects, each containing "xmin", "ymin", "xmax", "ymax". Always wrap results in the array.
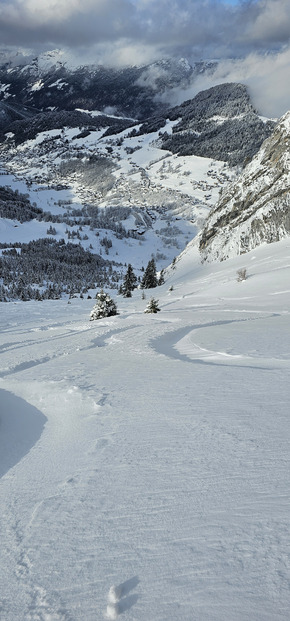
[
  {"xmin": 0, "ymin": 237, "xmax": 290, "ymax": 620},
  {"xmin": 200, "ymin": 110, "xmax": 290, "ymax": 261},
  {"xmin": 0, "ymin": 144, "xmax": 230, "ymax": 300}
]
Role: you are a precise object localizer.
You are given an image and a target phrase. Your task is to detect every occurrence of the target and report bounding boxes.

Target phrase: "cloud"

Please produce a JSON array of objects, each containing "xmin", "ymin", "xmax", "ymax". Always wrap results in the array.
[
  {"xmin": 207, "ymin": 47, "xmax": 290, "ymax": 119},
  {"xmin": 159, "ymin": 46, "xmax": 290, "ymax": 119},
  {"xmin": 244, "ymin": 0, "xmax": 290, "ymax": 47},
  {"xmin": 0, "ymin": 0, "xmax": 137, "ymax": 47},
  {"xmin": 235, "ymin": 48, "xmax": 290, "ymax": 118},
  {"xmin": 0, "ymin": 0, "xmax": 289, "ymax": 57},
  {"xmin": 0, "ymin": 0, "xmax": 290, "ymax": 118}
]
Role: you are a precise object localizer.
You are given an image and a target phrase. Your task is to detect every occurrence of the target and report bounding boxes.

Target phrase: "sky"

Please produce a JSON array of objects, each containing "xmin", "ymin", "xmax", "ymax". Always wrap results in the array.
[
  {"xmin": 0, "ymin": 0, "xmax": 288, "ymax": 59},
  {"xmin": 0, "ymin": 0, "xmax": 289, "ymax": 116}
]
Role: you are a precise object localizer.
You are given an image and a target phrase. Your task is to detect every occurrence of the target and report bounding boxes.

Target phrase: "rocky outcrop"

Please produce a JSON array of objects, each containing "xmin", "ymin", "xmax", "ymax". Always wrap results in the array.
[{"xmin": 199, "ymin": 111, "xmax": 290, "ymax": 261}]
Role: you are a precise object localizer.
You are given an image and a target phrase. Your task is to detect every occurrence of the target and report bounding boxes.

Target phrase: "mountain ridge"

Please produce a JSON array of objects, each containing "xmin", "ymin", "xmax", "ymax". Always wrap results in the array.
[
  {"xmin": 0, "ymin": 54, "xmax": 216, "ymax": 121},
  {"xmin": 199, "ymin": 110, "xmax": 290, "ymax": 261}
]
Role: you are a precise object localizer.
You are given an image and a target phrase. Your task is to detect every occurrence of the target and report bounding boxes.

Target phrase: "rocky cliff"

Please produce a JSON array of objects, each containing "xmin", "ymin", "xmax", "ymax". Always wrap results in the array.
[{"xmin": 199, "ymin": 111, "xmax": 290, "ymax": 261}]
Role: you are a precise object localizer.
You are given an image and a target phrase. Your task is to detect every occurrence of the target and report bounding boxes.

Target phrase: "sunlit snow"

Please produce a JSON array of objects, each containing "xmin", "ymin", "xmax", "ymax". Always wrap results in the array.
[{"xmin": 0, "ymin": 238, "xmax": 290, "ymax": 620}]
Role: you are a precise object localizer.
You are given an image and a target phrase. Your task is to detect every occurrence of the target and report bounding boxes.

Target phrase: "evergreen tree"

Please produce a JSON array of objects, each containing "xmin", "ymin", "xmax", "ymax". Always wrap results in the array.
[
  {"xmin": 144, "ymin": 297, "xmax": 161, "ymax": 314},
  {"xmin": 120, "ymin": 263, "xmax": 137, "ymax": 297},
  {"xmin": 158, "ymin": 269, "xmax": 165, "ymax": 286},
  {"xmin": 141, "ymin": 258, "xmax": 157, "ymax": 289},
  {"xmin": 90, "ymin": 289, "xmax": 118, "ymax": 320}
]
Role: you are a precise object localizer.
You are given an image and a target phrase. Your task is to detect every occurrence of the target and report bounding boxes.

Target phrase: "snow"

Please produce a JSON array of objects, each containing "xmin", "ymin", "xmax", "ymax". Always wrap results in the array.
[
  {"xmin": 30, "ymin": 80, "xmax": 44, "ymax": 92},
  {"xmin": 0, "ymin": 238, "xmax": 290, "ymax": 620},
  {"xmin": 1, "ymin": 115, "xmax": 234, "ymax": 216}
]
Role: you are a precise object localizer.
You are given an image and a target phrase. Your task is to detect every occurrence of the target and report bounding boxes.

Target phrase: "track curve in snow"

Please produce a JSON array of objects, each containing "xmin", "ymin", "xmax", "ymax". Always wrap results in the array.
[{"xmin": 151, "ymin": 316, "xmax": 281, "ymax": 370}]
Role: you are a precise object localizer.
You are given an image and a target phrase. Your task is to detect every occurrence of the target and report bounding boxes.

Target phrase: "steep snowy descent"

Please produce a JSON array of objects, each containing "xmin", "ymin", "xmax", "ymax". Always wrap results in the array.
[{"xmin": 0, "ymin": 238, "xmax": 289, "ymax": 620}]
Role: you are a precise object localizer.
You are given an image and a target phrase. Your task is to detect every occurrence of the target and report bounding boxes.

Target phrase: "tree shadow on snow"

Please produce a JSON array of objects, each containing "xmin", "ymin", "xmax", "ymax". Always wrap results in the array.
[
  {"xmin": 118, "ymin": 575, "xmax": 140, "ymax": 596},
  {"xmin": 0, "ymin": 389, "xmax": 47, "ymax": 478},
  {"xmin": 112, "ymin": 576, "xmax": 140, "ymax": 615},
  {"xmin": 118, "ymin": 594, "xmax": 139, "ymax": 614}
]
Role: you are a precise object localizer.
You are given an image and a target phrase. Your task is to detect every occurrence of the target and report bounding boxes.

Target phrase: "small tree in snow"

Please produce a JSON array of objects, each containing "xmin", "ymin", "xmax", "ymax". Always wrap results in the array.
[
  {"xmin": 158, "ymin": 268, "xmax": 165, "ymax": 286},
  {"xmin": 144, "ymin": 297, "xmax": 160, "ymax": 314},
  {"xmin": 90, "ymin": 289, "xmax": 118, "ymax": 320},
  {"xmin": 120, "ymin": 263, "xmax": 137, "ymax": 297},
  {"xmin": 141, "ymin": 258, "xmax": 158, "ymax": 289},
  {"xmin": 237, "ymin": 268, "xmax": 247, "ymax": 282}
]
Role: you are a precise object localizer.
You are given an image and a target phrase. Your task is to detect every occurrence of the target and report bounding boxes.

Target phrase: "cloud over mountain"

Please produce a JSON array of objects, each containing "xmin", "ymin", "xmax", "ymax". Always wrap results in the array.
[
  {"xmin": 1, "ymin": 1, "xmax": 290, "ymax": 118},
  {"xmin": 163, "ymin": 47, "xmax": 290, "ymax": 119}
]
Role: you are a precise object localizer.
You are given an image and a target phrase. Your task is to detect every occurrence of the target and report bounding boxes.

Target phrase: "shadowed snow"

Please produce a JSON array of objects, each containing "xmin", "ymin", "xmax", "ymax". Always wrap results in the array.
[{"xmin": 0, "ymin": 389, "xmax": 46, "ymax": 478}]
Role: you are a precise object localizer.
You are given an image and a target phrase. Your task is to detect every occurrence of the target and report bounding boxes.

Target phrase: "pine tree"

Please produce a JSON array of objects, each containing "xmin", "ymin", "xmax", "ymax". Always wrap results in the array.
[
  {"xmin": 144, "ymin": 297, "xmax": 161, "ymax": 314},
  {"xmin": 120, "ymin": 263, "xmax": 137, "ymax": 297},
  {"xmin": 158, "ymin": 269, "xmax": 165, "ymax": 285},
  {"xmin": 90, "ymin": 289, "xmax": 118, "ymax": 320},
  {"xmin": 141, "ymin": 258, "xmax": 158, "ymax": 289}
]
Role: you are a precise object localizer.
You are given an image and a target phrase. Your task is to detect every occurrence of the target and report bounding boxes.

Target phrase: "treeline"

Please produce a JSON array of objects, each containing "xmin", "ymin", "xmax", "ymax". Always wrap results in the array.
[
  {"xmin": 0, "ymin": 109, "xmax": 134, "ymax": 146},
  {"xmin": 0, "ymin": 186, "xmax": 43, "ymax": 222},
  {"xmin": 160, "ymin": 114, "xmax": 274, "ymax": 166},
  {"xmin": 0, "ymin": 238, "xmax": 122, "ymax": 301},
  {"xmin": 0, "ymin": 184, "xmax": 139, "ymax": 239}
]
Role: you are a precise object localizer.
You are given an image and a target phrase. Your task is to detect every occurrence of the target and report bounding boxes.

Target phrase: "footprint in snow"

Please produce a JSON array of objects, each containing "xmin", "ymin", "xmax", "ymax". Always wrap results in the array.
[{"xmin": 105, "ymin": 586, "xmax": 121, "ymax": 619}]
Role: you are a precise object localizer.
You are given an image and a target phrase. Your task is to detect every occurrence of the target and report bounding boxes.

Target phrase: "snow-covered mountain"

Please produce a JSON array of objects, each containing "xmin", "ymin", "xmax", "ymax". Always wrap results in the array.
[
  {"xmin": 199, "ymin": 110, "xmax": 290, "ymax": 261},
  {"xmin": 0, "ymin": 68, "xmax": 277, "ymax": 301},
  {"xmin": 0, "ymin": 52, "xmax": 215, "ymax": 122},
  {"xmin": 1, "ymin": 49, "xmax": 289, "ymax": 300}
]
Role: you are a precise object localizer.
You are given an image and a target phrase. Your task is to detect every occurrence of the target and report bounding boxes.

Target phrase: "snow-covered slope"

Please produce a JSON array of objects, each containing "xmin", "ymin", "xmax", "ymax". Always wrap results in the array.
[
  {"xmin": 159, "ymin": 82, "xmax": 274, "ymax": 166},
  {"xmin": 200, "ymin": 111, "xmax": 290, "ymax": 261},
  {"xmin": 0, "ymin": 237, "xmax": 290, "ymax": 620}
]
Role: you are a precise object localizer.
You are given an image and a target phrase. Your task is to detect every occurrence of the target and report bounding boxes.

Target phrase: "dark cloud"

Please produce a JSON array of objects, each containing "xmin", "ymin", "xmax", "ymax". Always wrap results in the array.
[
  {"xmin": 0, "ymin": 0, "xmax": 289, "ymax": 57},
  {"xmin": 0, "ymin": 0, "xmax": 139, "ymax": 48}
]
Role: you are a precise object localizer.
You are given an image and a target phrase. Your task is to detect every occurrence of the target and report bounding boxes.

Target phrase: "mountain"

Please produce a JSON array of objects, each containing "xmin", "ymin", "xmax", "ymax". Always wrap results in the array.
[
  {"xmin": 0, "ymin": 52, "xmax": 280, "ymax": 300},
  {"xmin": 0, "ymin": 74, "xmax": 274, "ymax": 167},
  {"xmin": 199, "ymin": 110, "xmax": 290, "ymax": 261},
  {"xmin": 1, "ymin": 53, "xmax": 290, "ymax": 621},
  {"xmin": 0, "ymin": 51, "xmax": 273, "ymax": 165},
  {"xmin": 147, "ymin": 82, "xmax": 274, "ymax": 166},
  {"xmin": 0, "ymin": 53, "xmax": 216, "ymax": 121}
]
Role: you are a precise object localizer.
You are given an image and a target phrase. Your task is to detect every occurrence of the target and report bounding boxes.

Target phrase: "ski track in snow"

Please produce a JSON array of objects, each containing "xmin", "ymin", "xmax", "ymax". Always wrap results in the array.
[
  {"xmin": 0, "ymin": 244, "xmax": 290, "ymax": 620},
  {"xmin": 152, "ymin": 312, "xmax": 289, "ymax": 370}
]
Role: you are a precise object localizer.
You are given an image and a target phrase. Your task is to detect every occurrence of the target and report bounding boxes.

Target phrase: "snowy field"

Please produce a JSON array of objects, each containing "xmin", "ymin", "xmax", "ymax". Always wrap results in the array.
[{"xmin": 0, "ymin": 239, "xmax": 290, "ymax": 620}]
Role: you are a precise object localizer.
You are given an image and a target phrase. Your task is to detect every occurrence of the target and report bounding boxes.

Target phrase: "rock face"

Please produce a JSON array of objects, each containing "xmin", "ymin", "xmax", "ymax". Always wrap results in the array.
[{"xmin": 199, "ymin": 111, "xmax": 290, "ymax": 261}]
